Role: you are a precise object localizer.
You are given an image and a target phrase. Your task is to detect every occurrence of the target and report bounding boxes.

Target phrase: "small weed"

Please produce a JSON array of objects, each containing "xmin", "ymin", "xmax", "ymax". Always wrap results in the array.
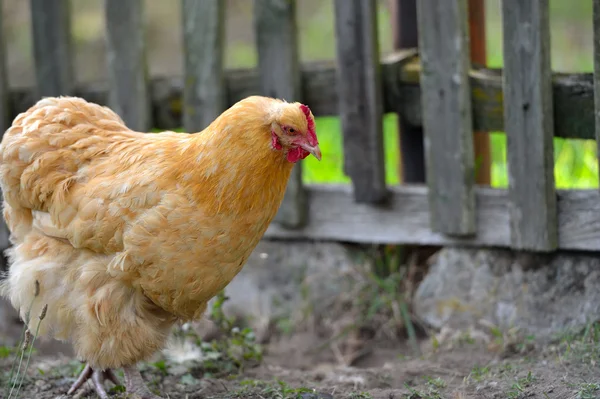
[
  {"xmin": 196, "ymin": 291, "xmax": 263, "ymax": 375},
  {"xmin": 151, "ymin": 360, "xmax": 169, "ymax": 376},
  {"xmin": 0, "ymin": 347, "xmax": 13, "ymax": 359},
  {"xmin": 467, "ymin": 365, "xmax": 491, "ymax": 382},
  {"xmin": 424, "ymin": 376, "xmax": 446, "ymax": 389},
  {"xmin": 505, "ymin": 371, "xmax": 535, "ymax": 399},
  {"xmin": 497, "ymin": 362, "xmax": 519, "ymax": 377},
  {"xmin": 168, "ymin": 290, "xmax": 264, "ymax": 377},
  {"xmin": 521, "ymin": 371, "xmax": 535, "ymax": 384},
  {"xmin": 577, "ymin": 382, "xmax": 600, "ymax": 399},
  {"xmin": 516, "ymin": 335, "xmax": 536, "ymax": 352},
  {"xmin": 430, "ymin": 335, "xmax": 440, "ymax": 351},
  {"xmin": 108, "ymin": 384, "xmax": 126, "ymax": 394},
  {"xmin": 355, "ymin": 245, "xmax": 420, "ymax": 355},
  {"xmin": 551, "ymin": 322, "xmax": 600, "ymax": 365},
  {"xmin": 404, "ymin": 381, "xmax": 443, "ymax": 399},
  {"xmin": 457, "ymin": 332, "xmax": 476, "ymax": 345},
  {"xmin": 506, "ymin": 385, "xmax": 523, "ymax": 399}
]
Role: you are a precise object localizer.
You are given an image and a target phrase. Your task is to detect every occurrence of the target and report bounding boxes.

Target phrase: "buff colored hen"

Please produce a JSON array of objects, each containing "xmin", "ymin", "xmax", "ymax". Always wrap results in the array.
[{"xmin": 0, "ymin": 95, "xmax": 320, "ymax": 398}]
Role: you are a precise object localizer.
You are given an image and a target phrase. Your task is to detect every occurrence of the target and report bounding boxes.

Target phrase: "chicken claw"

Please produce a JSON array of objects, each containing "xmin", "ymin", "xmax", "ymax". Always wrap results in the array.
[
  {"xmin": 67, "ymin": 363, "xmax": 121, "ymax": 399},
  {"xmin": 124, "ymin": 366, "xmax": 164, "ymax": 399}
]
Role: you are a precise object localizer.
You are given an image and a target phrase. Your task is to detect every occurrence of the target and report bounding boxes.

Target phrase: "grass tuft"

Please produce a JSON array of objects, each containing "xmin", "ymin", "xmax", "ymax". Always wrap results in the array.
[
  {"xmin": 5, "ymin": 281, "xmax": 40, "ymax": 399},
  {"xmin": 13, "ymin": 304, "xmax": 48, "ymax": 398}
]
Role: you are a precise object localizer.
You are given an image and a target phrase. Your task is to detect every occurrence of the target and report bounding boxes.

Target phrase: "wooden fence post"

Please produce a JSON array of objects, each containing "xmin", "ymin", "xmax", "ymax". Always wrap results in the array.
[
  {"xmin": 334, "ymin": 0, "xmax": 388, "ymax": 204},
  {"xmin": 105, "ymin": 0, "xmax": 151, "ymax": 131},
  {"xmin": 182, "ymin": 0, "xmax": 226, "ymax": 133},
  {"xmin": 417, "ymin": 0, "xmax": 476, "ymax": 236},
  {"xmin": 593, "ymin": 0, "xmax": 600, "ymax": 184},
  {"xmin": 30, "ymin": 0, "xmax": 73, "ymax": 97},
  {"xmin": 390, "ymin": 0, "xmax": 426, "ymax": 184},
  {"xmin": 502, "ymin": 0, "xmax": 557, "ymax": 251},
  {"xmin": 0, "ymin": 4, "xmax": 10, "ymax": 270}
]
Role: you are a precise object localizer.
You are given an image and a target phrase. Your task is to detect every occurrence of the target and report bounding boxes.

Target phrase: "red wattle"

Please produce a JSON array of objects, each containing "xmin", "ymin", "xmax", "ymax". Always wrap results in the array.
[
  {"xmin": 271, "ymin": 131, "xmax": 282, "ymax": 150},
  {"xmin": 287, "ymin": 147, "xmax": 309, "ymax": 163}
]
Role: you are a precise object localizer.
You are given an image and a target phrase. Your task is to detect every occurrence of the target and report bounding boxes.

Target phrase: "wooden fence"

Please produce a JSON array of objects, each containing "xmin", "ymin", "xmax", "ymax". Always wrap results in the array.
[{"xmin": 1, "ymin": 0, "xmax": 600, "ymax": 253}]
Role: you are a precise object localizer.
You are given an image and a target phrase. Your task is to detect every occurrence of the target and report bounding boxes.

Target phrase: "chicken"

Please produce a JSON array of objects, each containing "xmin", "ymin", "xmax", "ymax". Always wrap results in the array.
[{"xmin": 0, "ymin": 95, "xmax": 321, "ymax": 398}]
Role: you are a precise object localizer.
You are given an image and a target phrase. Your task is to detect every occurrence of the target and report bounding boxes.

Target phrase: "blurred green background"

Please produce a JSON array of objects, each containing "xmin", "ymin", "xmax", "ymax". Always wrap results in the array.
[{"xmin": 3, "ymin": 0, "xmax": 596, "ymax": 187}]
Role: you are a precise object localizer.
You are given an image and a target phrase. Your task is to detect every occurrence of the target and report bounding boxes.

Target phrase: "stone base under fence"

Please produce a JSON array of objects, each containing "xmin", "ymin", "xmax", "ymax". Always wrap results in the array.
[{"xmin": 414, "ymin": 247, "xmax": 600, "ymax": 340}]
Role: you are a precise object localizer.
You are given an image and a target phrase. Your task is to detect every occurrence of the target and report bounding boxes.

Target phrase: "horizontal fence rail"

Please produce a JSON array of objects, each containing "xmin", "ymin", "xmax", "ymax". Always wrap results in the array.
[
  {"xmin": 264, "ymin": 185, "xmax": 600, "ymax": 251},
  {"xmin": 0, "ymin": 0, "xmax": 598, "ymax": 253},
  {"xmin": 4, "ymin": 57, "xmax": 596, "ymax": 139}
]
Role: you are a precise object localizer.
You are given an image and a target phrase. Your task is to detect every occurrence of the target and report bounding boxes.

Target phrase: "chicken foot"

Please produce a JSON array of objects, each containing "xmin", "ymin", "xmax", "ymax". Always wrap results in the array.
[
  {"xmin": 67, "ymin": 364, "xmax": 120, "ymax": 399},
  {"xmin": 67, "ymin": 364, "xmax": 162, "ymax": 399},
  {"xmin": 124, "ymin": 365, "xmax": 164, "ymax": 399}
]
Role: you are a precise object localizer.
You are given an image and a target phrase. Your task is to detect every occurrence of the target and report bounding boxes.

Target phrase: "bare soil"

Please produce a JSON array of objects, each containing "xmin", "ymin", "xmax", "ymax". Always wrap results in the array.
[{"xmin": 2, "ymin": 325, "xmax": 598, "ymax": 399}]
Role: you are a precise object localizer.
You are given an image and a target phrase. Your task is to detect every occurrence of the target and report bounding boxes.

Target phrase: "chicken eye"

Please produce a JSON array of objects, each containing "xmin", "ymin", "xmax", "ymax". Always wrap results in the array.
[{"xmin": 288, "ymin": 128, "xmax": 295, "ymax": 134}]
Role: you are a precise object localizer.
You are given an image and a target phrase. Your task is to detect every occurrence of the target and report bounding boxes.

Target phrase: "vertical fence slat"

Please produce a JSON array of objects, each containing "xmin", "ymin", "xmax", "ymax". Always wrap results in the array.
[
  {"xmin": 501, "ymin": 0, "xmax": 557, "ymax": 251},
  {"xmin": 30, "ymin": 0, "xmax": 73, "ymax": 97},
  {"xmin": 334, "ymin": 0, "xmax": 387, "ymax": 204},
  {"xmin": 390, "ymin": 0, "xmax": 426, "ymax": 184},
  {"xmin": 105, "ymin": 0, "xmax": 150, "ymax": 131},
  {"xmin": 182, "ymin": 0, "xmax": 226, "ymax": 132},
  {"xmin": 417, "ymin": 0, "xmax": 475, "ymax": 236},
  {"xmin": 255, "ymin": 0, "xmax": 307, "ymax": 228},
  {"xmin": 594, "ymin": 0, "xmax": 600, "ymax": 188},
  {"xmin": 0, "ymin": 5, "xmax": 10, "ymax": 270},
  {"xmin": 0, "ymin": 6, "xmax": 9, "ymax": 132}
]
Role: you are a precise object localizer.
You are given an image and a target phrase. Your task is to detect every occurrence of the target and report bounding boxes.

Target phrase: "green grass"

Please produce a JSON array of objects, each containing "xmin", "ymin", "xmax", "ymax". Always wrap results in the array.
[
  {"xmin": 303, "ymin": 115, "xmax": 599, "ymax": 189},
  {"xmin": 302, "ymin": 114, "xmax": 400, "ymax": 185}
]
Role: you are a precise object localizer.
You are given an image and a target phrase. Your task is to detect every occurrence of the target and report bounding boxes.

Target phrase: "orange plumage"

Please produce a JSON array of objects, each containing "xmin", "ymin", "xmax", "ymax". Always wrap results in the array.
[{"xmin": 0, "ymin": 95, "xmax": 320, "ymax": 398}]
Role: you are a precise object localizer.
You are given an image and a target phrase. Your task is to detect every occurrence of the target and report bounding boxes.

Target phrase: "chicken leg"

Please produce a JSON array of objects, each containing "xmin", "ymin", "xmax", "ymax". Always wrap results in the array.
[
  {"xmin": 124, "ymin": 365, "xmax": 163, "ymax": 399},
  {"xmin": 67, "ymin": 364, "xmax": 120, "ymax": 399}
]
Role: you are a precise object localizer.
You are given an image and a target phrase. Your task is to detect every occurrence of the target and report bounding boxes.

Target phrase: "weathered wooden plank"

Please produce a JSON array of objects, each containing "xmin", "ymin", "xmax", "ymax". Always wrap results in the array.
[
  {"xmin": 501, "ymin": 0, "xmax": 557, "ymax": 251},
  {"xmin": 30, "ymin": 0, "xmax": 73, "ymax": 97},
  {"xmin": 181, "ymin": 0, "xmax": 225, "ymax": 132},
  {"xmin": 594, "ymin": 0, "xmax": 600, "ymax": 187},
  {"xmin": 4, "ymin": 58, "xmax": 597, "ymax": 140},
  {"xmin": 105, "ymin": 0, "xmax": 150, "ymax": 131},
  {"xmin": 417, "ymin": 0, "xmax": 475, "ymax": 236},
  {"xmin": 0, "ymin": 8, "xmax": 10, "ymax": 134},
  {"xmin": 262, "ymin": 185, "xmax": 600, "ymax": 251},
  {"xmin": 334, "ymin": 0, "xmax": 387, "ymax": 204},
  {"xmin": 255, "ymin": 0, "xmax": 306, "ymax": 228},
  {"xmin": 390, "ymin": 0, "xmax": 426, "ymax": 184},
  {"xmin": 0, "ymin": 5, "xmax": 11, "ymax": 270}
]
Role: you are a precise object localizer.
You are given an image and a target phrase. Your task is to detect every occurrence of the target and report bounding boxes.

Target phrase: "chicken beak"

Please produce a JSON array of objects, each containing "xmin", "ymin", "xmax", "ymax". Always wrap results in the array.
[{"xmin": 299, "ymin": 143, "xmax": 322, "ymax": 161}]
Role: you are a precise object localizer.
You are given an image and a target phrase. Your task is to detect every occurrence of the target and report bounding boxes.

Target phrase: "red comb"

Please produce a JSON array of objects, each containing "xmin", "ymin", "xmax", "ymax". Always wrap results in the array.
[{"xmin": 299, "ymin": 104, "xmax": 318, "ymax": 146}]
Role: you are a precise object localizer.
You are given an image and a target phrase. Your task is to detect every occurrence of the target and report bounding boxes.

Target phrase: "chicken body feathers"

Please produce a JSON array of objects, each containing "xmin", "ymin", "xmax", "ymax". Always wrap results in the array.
[{"xmin": 0, "ymin": 96, "xmax": 295, "ymax": 368}]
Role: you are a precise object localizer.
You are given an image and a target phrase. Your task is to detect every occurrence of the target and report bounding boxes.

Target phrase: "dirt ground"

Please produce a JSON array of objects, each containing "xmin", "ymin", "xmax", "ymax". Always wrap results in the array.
[
  {"xmin": 1, "ymin": 245, "xmax": 598, "ymax": 399},
  {"xmin": 1, "ymin": 322, "xmax": 599, "ymax": 399}
]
